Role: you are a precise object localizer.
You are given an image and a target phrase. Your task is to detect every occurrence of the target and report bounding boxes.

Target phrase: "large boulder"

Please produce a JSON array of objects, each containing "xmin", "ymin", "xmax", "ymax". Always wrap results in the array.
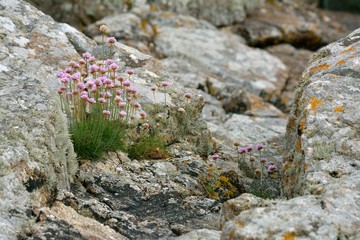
[{"xmin": 221, "ymin": 28, "xmax": 360, "ymax": 239}]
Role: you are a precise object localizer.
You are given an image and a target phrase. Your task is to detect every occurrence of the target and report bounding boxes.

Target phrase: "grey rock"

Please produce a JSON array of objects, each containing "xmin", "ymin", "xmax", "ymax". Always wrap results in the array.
[
  {"xmin": 221, "ymin": 28, "xmax": 360, "ymax": 240},
  {"xmin": 174, "ymin": 229, "xmax": 221, "ymax": 240},
  {"xmin": 155, "ymin": 18, "xmax": 288, "ymax": 104},
  {"xmin": 151, "ymin": 0, "xmax": 264, "ymax": 27},
  {"xmin": 0, "ymin": 0, "xmax": 80, "ymax": 238}
]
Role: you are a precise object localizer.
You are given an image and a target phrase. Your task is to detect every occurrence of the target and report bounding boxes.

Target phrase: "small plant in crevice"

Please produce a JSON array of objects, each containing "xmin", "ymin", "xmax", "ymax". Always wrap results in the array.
[
  {"xmin": 198, "ymin": 154, "xmax": 243, "ymax": 202},
  {"xmin": 236, "ymin": 143, "xmax": 281, "ymax": 199},
  {"xmin": 56, "ymin": 25, "xmax": 203, "ymax": 161}
]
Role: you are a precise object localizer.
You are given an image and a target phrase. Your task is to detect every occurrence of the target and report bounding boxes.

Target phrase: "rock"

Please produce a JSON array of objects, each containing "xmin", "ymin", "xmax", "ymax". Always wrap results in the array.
[
  {"xmin": 154, "ymin": 15, "xmax": 288, "ymax": 104},
  {"xmin": 0, "ymin": 0, "xmax": 81, "ymax": 238},
  {"xmin": 26, "ymin": 202, "xmax": 128, "ymax": 240},
  {"xmin": 174, "ymin": 229, "xmax": 221, "ymax": 240},
  {"xmin": 70, "ymin": 152, "xmax": 243, "ymax": 239},
  {"xmin": 232, "ymin": 1, "xmax": 348, "ymax": 49},
  {"xmin": 208, "ymin": 114, "xmax": 287, "ymax": 147},
  {"xmin": 221, "ymin": 28, "xmax": 360, "ymax": 240},
  {"xmin": 150, "ymin": 0, "xmax": 264, "ymax": 27},
  {"xmin": 266, "ymin": 44, "xmax": 313, "ymax": 112},
  {"xmin": 322, "ymin": 0, "xmax": 360, "ymax": 13},
  {"xmin": 220, "ymin": 193, "xmax": 269, "ymax": 228}
]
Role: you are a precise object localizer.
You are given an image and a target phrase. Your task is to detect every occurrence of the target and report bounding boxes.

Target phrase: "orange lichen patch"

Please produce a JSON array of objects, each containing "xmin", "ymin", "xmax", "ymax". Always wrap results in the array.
[
  {"xmin": 309, "ymin": 96, "xmax": 324, "ymax": 110},
  {"xmin": 340, "ymin": 46, "xmax": 355, "ymax": 54},
  {"xmin": 303, "ymin": 162, "xmax": 309, "ymax": 171},
  {"xmin": 309, "ymin": 63, "xmax": 329, "ymax": 75},
  {"xmin": 229, "ymin": 230, "xmax": 236, "ymax": 239},
  {"xmin": 298, "ymin": 117, "xmax": 307, "ymax": 131},
  {"xmin": 334, "ymin": 106, "xmax": 345, "ymax": 113},
  {"xmin": 149, "ymin": 4, "xmax": 158, "ymax": 11},
  {"xmin": 336, "ymin": 59, "xmax": 347, "ymax": 66},
  {"xmin": 283, "ymin": 162, "xmax": 292, "ymax": 171},
  {"xmin": 235, "ymin": 221, "xmax": 245, "ymax": 228},
  {"xmin": 283, "ymin": 232, "xmax": 296, "ymax": 240},
  {"xmin": 295, "ymin": 136, "xmax": 302, "ymax": 152},
  {"xmin": 348, "ymin": 54, "xmax": 357, "ymax": 59}
]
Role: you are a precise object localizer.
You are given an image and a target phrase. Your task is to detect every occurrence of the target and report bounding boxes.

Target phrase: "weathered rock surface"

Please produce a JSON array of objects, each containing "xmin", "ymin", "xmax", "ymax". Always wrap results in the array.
[
  {"xmin": 221, "ymin": 28, "xmax": 360, "ymax": 240},
  {"xmin": 232, "ymin": 0, "xmax": 356, "ymax": 50},
  {"xmin": 66, "ymin": 151, "xmax": 244, "ymax": 239},
  {"xmin": 267, "ymin": 44, "xmax": 313, "ymax": 112},
  {"xmin": 0, "ymin": 0, "xmax": 82, "ymax": 238},
  {"xmin": 174, "ymin": 229, "xmax": 221, "ymax": 240},
  {"xmin": 150, "ymin": 0, "xmax": 264, "ymax": 27}
]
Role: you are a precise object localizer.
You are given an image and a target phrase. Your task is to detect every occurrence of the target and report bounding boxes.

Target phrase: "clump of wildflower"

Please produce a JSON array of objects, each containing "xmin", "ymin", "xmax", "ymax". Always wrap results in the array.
[{"xmin": 211, "ymin": 154, "xmax": 220, "ymax": 160}]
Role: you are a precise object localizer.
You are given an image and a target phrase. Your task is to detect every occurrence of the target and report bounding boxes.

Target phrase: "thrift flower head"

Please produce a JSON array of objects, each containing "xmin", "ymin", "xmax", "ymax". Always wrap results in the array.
[
  {"xmin": 161, "ymin": 81, "xmax": 170, "ymax": 87},
  {"xmin": 99, "ymin": 25, "xmax": 109, "ymax": 34},
  {"xmin": 255, "ymin": 143, "xmax": 264, "ymax": 151},
  {"xmin": 82, "ymin": 52, "xmax": 92, "ymax": 59},
  {"xmin": 268, "ymin": 165, "xmax": 277, "ymax": 173},
  {"xmin": 238, "ymin": 147, "xmax": 247, "ymax": 154},
  {"xmin": 177, "ymin": 107, "xmax": 186, "ymax": 114},
  {"xmin": 139, "ymin": 111, "xmax": 146, "ymax": 119},
  {"xmin": 150, "ymin": 85, "xmax": 157, "ymax": 92},
  {"xmin": 211, "ymin": 154, "xmax": 220, "ymax": 160},
  {"xmin": 79, "ymin": 58, "xmax": 86, "ymax": 65},
  {"xmin": 117, "ymin": 76, "xmax": 125, "ymax": 83},
  {"xmin": 246, "ymin": 146, "xmax": 253, "ymax": 152},
  {"xmin": 102, "ymin": 110, "xmax": 111, "ymax": 117},
  {"xmin": 184, "ymin": 93, "xmax": 192, "ymax": 99},
  {"xmin": 106, "ymin": 59, "xmax": 114, "ymax": 65},
  {"xmin": 119, "ymin": 111, "xmax": 126, "ymax": 117},
  {"xmin": 260, "ymin": 158, "xmax": 268, "ymax": 164},
  {"xmin": 109, "ymin": 63, "xmax": 118, "ymax": 71},
  {"xmin": 123, "ymin": 80, "xmax": 131, "ymax": 87},
  {"xmin": 98, "ymin": 98, "xmax": 106, "ymax": 103},
  {"xmin": 126, "ymin": 69, "xmax": 135, "ymax": 75},
  {"xmin": 88, "ymin": 98, "xmax": 95, "ymax": 104},
  {"xmin": 107, "ymin": 37, "xmax": 116, "ymax": 44}
]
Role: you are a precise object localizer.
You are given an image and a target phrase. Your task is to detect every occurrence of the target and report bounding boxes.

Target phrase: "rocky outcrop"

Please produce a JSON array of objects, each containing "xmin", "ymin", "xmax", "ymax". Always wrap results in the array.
[
  {"xmin": 221, "ymin": 28, "xmax": 360, "ymax": 240},
  {"xmin": 0, "ymin": 0, "xmax": 83, "ymax": 238},
  {"xmin": 150, "ymin": 0, "xmax": 264, "ymax": 27}
]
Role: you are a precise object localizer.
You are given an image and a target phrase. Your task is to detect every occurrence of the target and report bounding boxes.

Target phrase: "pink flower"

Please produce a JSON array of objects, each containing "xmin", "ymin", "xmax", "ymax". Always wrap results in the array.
[
  {"xmin": 61, "ymin": 77, "xmax": 70, "ymax": 83},
  {"xmin": 238, "ymin": 148, "xmax": 247, "ymax": 154},
  {"xmin": 139, "ymin": 111, "xmax": 146, "ymax": 119},
  {"xmin": 117, "ymin": 76, "xmax": 125, "ymax": 83},
  {"xmin": 118, "ymin": 102, "xmax": 126, "ymax": 108},
  {"xmin": 102, "ymin": 110, "xmax": 111, "ymax": 117},
  {"xmin": 89, "ymin": 64, "xmax": 99, "ymax": 73},
  {"xmin": 119, "ymin": 111, "xmax": 126, "ymax": 118},
  {"xmin": 99, "ymin": 67, "xmax": 107, "ymax": 74},
  {"xmin": 126, "ymin": 87, "xmax": 137, "ymax": 93},
  {"xmin": 261, "ymin": 158, "xmax": 268, "ymax": 164},
  {"xmin": 114, "ymin": 96, "xmax": 122, "ymax": 102},
  {"xmin": 126, "ymin": 69, "xmax": 135, "ymax": 75},
  {"xmin": 116, "ymin": 89, "xmax": 123, "ymax": 95},
  {"xmin": 80, "ymin": 94, "xmax": 88, "ymax": 100},
  {"xmin": 123, "ymin": 80, "xmax": 131, "ymax": 87},
  {"xmin": 79, "ymin": 58, "xmax": 86, "ymax": 65},
  {"xmin": 94, "ymin": 79, "xmax": 103, "ymax": 87},
  {"xmin": 184, "ymin": 93, "xmax": 192, "ymax": 99},
  {"xmin": 105, "ymin": 92, "xmax": 112, "ymax": 98},
  {"xmin": 88, "ymin": 98, "xmax": 95, "ymax": 104},
  {"xmin": 211, "ymin": 154, "xmax": 220, "ymax": 160},
  {"xmin": 77, "ymin": 82, "xmax": 86, "ymax": 89},
  {"xmin": 57, "ymin": 87, "xmax": 64, "ymax": 94},
  {"xmin": 107, "ymin": 37, "xmax": 116, "ymax": 44},
  {"xmin": 105, "ymin": 59, "xmax": 114, "ymax": 65},
  {"xmin": 72, "ymin": 89, "xmax": 79, "ymax": 95},
  {"xmin": 268, "ymin": 165, "xmax": 277, "ymax": 173},
  {"xmin": 89, "ymin": 56, "xmax": 96, "ymax": 63},
  {"xmin": 255, "ymin": 143, "xmax": 264, "ymax": 151},
  {"xmin": 109, "ymin": 63, "xmax": 118, "ymax": 71},
  {"xmin": 150, "ymin": 85, "xmax": 157, "ymax": 92},
  {"xmin": 161, "ymin": 81, "xmax": 170, "ymax": 87},
  {"xmin": 82, "ymin": 52, "xmax": 92, "ymax": 59},
  {"xmin": 90, "ymin": 85, "xmax": 97, "ymax": 93},
  {"xmin": 56, "ymin": 72, "xmax": 65, "ymax": 78},
  {"xmin": 86, "ymin": 80, "xmax": 95, "ymax": 87},
  {"xmin": 133, "ymin": 102, "xmax": 141, "ymax": 109},
  {"xmin": 98, "ymin": 98, "xmax": 106, "ymax": 103},
  {"xmin": 71, "ymin": 73, "xmax": 80, "ymax": 81}
]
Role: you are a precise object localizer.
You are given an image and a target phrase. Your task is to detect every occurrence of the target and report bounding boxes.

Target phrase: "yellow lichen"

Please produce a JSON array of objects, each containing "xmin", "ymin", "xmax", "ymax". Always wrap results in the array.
[
  {"xmin": 336, "ymin": 59, "xmax": 346, "ymax": 66},
  {"xmin": 309, "ymin": 96, "xmax": 323, "ymax": 110},
  {"xmin": 334, "ymin": 106, "xmax": 345, "ymax": 113},
  {"xmin": 340, "ymin": 46, "xmax": 355, "ymax": 54},
  {"xmin": 283, "ymin": 232, "xmax": 296, "ymax": 240},
  {"xmin": 309, "ymin": 63, "xmax": 329, "ymax": 75}
]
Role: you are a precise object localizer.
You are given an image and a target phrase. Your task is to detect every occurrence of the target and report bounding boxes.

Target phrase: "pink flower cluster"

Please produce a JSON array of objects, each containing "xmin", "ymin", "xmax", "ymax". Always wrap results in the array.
[{"xmin": 56, "ymin": 52, "xmax": 146, "ymax": 123}]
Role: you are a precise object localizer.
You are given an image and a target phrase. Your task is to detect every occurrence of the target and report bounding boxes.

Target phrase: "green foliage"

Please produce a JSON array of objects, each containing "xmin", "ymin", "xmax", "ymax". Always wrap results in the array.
[
  {"xmin": 127, "ymin": 132, "xmax": 168, "ymax": 160},
  {"xmin": 70, "ymin": 117, "xmax": 126, "ymax": 160}
]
